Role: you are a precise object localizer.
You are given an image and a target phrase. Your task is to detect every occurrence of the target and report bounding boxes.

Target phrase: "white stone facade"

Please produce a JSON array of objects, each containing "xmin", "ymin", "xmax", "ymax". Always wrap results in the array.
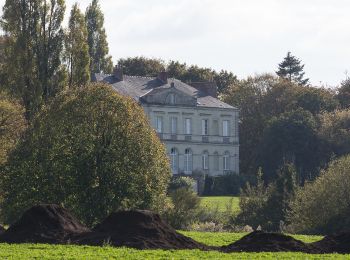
[{"xmin": 143, "ymin": 104, "xmax": 239, "ymax": 176}]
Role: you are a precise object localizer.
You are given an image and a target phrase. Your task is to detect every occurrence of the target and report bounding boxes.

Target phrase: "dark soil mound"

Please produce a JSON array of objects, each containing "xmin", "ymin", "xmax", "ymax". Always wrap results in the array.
[
  {"xmin": 76, "ymin": 210, "xmax": 208, "ymax": 250},
  {"xmin": 0, "ymin": 204, "xmax": 90, "ymax": 244},
  {"xmin": 221, "ymin": 231, "xmax": 319, "ymax": 253},
  {"xmin": 312, "ymin": 232, "xmax": 350, "ymax": 253}
]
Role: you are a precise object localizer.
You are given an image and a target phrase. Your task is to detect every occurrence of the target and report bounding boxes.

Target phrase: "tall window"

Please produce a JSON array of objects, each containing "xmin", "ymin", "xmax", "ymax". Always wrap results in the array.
[
  {"xmin": 170, "ymin": 117, "xmax": 177, "ymax": 134},
  {"xmin": 170, "ymin": 148, "xmax": 178, "ymax": 173},
  {"xmin": 185, "ymin": 118, "xmax": 191, "ymax": 135},
  {"xmin": 213, "ymin": 152, "xmax": 219, "ymax": 170},
  {"xmin": 223, "ymin": 120, "xmax": 229, "ymax": 136},
  {"xmin": 184, "ymin": 148, "xmax": 193, "ymax": 173},
  {"xmin": 202, "ymin": 151, "xmax": 209, "ymax": 170},
  {"xmin": 202, "ymin": 119, "xmax": 208, "ymax": 135},
  {"xmin": 156, "ymin": 116, "xmax": 163, "ymax": 133},
  {"xmin": 223, "ymin": 151, "xmax": 230, "ymax": 171}
]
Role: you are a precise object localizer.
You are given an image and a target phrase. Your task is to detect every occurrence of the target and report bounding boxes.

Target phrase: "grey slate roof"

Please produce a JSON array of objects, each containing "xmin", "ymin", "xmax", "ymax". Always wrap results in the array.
[{"xmin": 92, "ymin": 73, "xmax": 236, "ymax": 109}]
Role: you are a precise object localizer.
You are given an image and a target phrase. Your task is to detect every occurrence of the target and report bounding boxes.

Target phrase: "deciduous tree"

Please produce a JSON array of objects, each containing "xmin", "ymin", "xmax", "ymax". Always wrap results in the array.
[
  {"xmin": 65, "ymin": 3, "xmax": 90, "ymax": 87},
  {"xmin": 85, "ymin": 0, "xmax": 113, "ymax": 75},
  {"xmin": 1, "ymin": 83, "xmax": 171, "ymax": 225}
]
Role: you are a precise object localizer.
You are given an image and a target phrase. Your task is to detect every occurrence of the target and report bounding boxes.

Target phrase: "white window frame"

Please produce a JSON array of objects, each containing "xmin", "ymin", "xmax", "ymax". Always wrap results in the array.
[
  {"xmin": 184, "ymin": 148, "xmax": 193, "ymax": 173},
  {"xmin": 170, "ymin": 117, "xmax": 177, "ymax": 134},
  {"xmin": 202, "ymin": 119, "xmax": 208, "ymax": 135},
  {"xmin": 213, "ymin": 152, "xmax": 219, "ymax": 171},
  {"xmin": 185, "ymin": 118, "xmax": 191, "ymax": 135},
  {"xmin": 223, "ymin": 120, "xmax": 229, "ymax": 137},
  {"xmin": 223, "ymin": 152, "xmax": 230, "ymax": 171},
  {"xmin": 170, "ymin": 148, "xmax": 178, "ymax": 173},
  {"xmin": 156, "ymin": 116, "xmax": 163, "ymax": 133},
  {"xmin": 202, "ymin": 151, "xmax": 209, "ymax": 170}
]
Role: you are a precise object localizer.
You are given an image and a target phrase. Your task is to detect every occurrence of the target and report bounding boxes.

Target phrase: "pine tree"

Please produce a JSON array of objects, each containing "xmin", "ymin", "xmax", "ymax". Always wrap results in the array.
[
  {"xmin": 1, "ymin": 0, "xmax": 66, "ymax": 119},
  {"xmin": 65, "ymin": 3, "xmax": 90, "ymax": 87},
  {"xmin": 276, "ymin": 52, "xmax": 309, "ymax": 86},
  {"xmin": 85, "ymin": 0, "xmax": 113, "ymax": 75}
]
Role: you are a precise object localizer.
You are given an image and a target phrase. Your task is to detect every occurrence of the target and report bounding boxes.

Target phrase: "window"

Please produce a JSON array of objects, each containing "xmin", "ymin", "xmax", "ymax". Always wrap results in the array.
[
  {"xmin": 223, "ymin": 120, "xmax": 229, "ymax": 137},
  {"xmin": 170, "ymin": 148, "xmax": 178, "ymax": 173},
  {"xmin": 213, "ymin": 152, "xmax": 219, "ymax": 170},
  {"xmin": 202, "ymin": 151, "xmax": 209, "ymax": 170},
  {"xmin": 202, "ymin": 119, "xmax": 208, "ymax": 135},
  {"xmin": 184, "ymin": 148, "xmax": 193, "ymax": 173},
  {"xmin": 213, "ymin": 120, "xmax": 219, "ymax": 135},
  {"xmin": 223, "ymin": 151, "xmax": 230, "ymax": 171},
  {"xmin": 185, "ymin": 118, "xmax": 191, "ymax": 135},
  {"xmin": 156, "ymin": 116, "xmax": 163, "ymax": 133},
  {"xmin": 168, "ymin": 93, "xmax": 176, "ymax": 104},
  {"xmin": 170, "ymin": 117, "xmax": 177, "ymax": 134}
]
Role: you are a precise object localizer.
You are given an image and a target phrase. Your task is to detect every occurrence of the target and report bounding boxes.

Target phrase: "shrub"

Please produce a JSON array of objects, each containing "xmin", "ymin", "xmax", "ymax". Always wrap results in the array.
[
  {"xmin": 164, "ymin": 187, "xmax": 201, "ymax": 229},
  {"xmin": 234, "ymin": 164, "xmax": 297, "ymax": 231},
  {"xmin": 168, "ymin": 176, "xmax": 195, "ymax": 193},
  {"xmin": 287, "ymin": 155, "xmax": 350, "ymax": 234},
  {"xmin": 0, "ymin": 83, "xmax": 171, "ymax": 226},
  {"xmin": 203, "ymin": 172, "xmax": 255, "ymax": 196}
]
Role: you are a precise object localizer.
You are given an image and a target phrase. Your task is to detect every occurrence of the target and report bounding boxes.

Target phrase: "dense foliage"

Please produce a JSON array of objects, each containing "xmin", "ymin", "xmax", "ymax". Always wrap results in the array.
[
  {"xmin": 85, "ymin": 0, "xmax": 113, "ymax": 74},
  {"xmin": 287, "ymin": 155, "xmax": 350, "ymax": 234},
  {"xmin": 117, "ymin": 57, "xmax": 237, "ymax": 93},
  {"xmin": 0, "ymin": 84, "xmax": 171, "ymax": 225},
  {"xmin": 0, "ymin": 92, "xmax": 27, "ymax": 165},
  {"xmin": 222, "ymin": 75, "xmax": 338, "ymax": 182},
  {"xmin": 236, "ymin": 165, "xmax": 297, "ymax": 231},
  {"xmin": 203, "ymin": 173, "xmax": 254, "ymax": 196}
]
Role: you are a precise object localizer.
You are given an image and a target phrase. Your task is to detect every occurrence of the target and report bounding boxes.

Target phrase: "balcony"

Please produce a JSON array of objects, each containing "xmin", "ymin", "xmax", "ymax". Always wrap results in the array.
[
  {"xmin": 185, "ymin": 135, "xmax": 192, "ymax": 141},
  {"xmin": 202, "ymin": 136, "xmax": 209, "ymax": 143}
]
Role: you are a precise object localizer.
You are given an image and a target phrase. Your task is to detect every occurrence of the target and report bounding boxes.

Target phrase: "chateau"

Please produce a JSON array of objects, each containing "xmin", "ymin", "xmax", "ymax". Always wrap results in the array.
[{"xmin": 93, "ymin": 68, "xmax": 239, "ymax": 176}]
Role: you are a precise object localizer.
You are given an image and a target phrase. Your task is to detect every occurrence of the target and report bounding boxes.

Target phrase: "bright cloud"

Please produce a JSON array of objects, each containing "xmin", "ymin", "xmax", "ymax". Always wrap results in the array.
[{"xmin": 0, "ymin": 0, "xmax": 349, "ymax": 86}]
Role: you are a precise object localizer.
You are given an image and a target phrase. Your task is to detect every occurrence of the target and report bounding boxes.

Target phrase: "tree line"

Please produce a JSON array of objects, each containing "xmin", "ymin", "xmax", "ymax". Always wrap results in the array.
[{"xmin": 0, "ymin": 0, "xmax": 112, "ymax": 120}]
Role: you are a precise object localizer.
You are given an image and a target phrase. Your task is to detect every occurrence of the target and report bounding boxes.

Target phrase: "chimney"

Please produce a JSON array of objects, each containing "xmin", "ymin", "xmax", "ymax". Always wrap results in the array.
[
  {"xmin": 113, "ymin": 66, "xmax": 124, "ymax": 81},
  {"xmin": 189, "ymin": 82, "xmax": 218, "ymax": 98},
  {"xmin": 157, "ymin": 71, "xmax": 168, "ymax": 84}
]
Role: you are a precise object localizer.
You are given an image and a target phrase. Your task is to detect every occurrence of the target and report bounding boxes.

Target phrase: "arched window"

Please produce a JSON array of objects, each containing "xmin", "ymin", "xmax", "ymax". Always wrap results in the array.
[
  {"xmin": 170, "ymin": 148, "xmax": 178, "ymax": 173},
  {"xmin": 184, "ymin": 148, "xmax": 193, "ymax": 173},
  {"xmin": 213, "ymin": 152, "xmax": 219, "ymax": 171},
  {"xmin": 202, "ymin": 151, "xmax": 209, "ymax": 170},
  {"xmin": 223, "ymin": 151, "xmax": 230, "ymax": 171}
]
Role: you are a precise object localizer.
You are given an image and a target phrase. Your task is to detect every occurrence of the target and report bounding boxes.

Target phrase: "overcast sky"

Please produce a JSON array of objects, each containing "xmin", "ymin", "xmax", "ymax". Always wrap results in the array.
[{"xmin": 1, "ymin": 0, "xmax": 349, "ymax": 87}]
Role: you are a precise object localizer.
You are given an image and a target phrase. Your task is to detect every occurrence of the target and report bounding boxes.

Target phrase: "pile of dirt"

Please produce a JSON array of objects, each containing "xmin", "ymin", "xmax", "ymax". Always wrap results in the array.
[
  {"xmin": 2, "ymin": 204, "xmax": 350, "ymax": 253},
  {"xmin": 0, "ymin": 205, "xmax": 207, "ymax": 250},
  {"xmin": 76, "ymin": 210, "xmax": 208, "ymax": 250},
  {"xmin": 221, "ymin": 231, "xmax": 319, "ymax": 253},
  {"xmin": 312, "ymin": 232, "xmax": 350, "ymax": 254},
  {"xmin": 0, "ymin": 204, "xmax": 90, "ymax": 244}
]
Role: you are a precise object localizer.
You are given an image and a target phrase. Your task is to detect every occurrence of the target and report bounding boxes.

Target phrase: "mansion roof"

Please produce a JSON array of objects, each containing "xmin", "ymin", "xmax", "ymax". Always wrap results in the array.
[{"xmin": 92, "ymin": 73, "xmax": 236, "ymax": 109}]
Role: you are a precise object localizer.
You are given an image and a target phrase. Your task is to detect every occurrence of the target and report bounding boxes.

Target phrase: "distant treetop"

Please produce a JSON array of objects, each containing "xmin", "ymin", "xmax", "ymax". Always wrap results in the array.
[{"xmin": 276, "ymin": 52, "xmax": 309, "ymax": 86}]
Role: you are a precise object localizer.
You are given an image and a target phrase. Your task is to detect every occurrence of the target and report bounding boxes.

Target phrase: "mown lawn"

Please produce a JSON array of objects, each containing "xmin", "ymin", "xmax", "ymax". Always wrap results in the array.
[
  {"xmin": 0, "ymin": 231, "xmax": 345, "ymax": 259},
  {"xmin": 200, "ymin": 196, "xmax": 240, "ymax": 212}
]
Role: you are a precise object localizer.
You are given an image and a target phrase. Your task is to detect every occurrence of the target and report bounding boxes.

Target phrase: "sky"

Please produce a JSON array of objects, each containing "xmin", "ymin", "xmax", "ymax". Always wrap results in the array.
[{"xmin": 1, "ymin": 0, "xmax": 349, "ymax": 87}]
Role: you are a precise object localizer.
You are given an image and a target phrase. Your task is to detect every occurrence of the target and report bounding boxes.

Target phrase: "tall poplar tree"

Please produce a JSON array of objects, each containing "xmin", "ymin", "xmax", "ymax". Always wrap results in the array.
[
  {"xmin": 85, "ymin": 0, "xmax": 113, "ymax": 75},
  {"xmin": 65, "ymin": 3, "xmax": 90, "ymax": 87},
  {"xmin": 276, "ymin": 52, "xmax": 309, "ymax": 86},
  {"xmin": 1, "ymin": 0, "xmax": 65, "ymax": 119}
]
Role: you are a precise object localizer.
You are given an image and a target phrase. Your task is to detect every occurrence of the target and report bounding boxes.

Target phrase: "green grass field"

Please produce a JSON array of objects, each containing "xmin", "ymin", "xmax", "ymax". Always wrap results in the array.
[
  {"xmin": 200, "ymin": 196, "xmax": 240, "ymax": 212},
  {"xmin": 0, "ymin": 231, "xmax": 346, "ymax": 259}
]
